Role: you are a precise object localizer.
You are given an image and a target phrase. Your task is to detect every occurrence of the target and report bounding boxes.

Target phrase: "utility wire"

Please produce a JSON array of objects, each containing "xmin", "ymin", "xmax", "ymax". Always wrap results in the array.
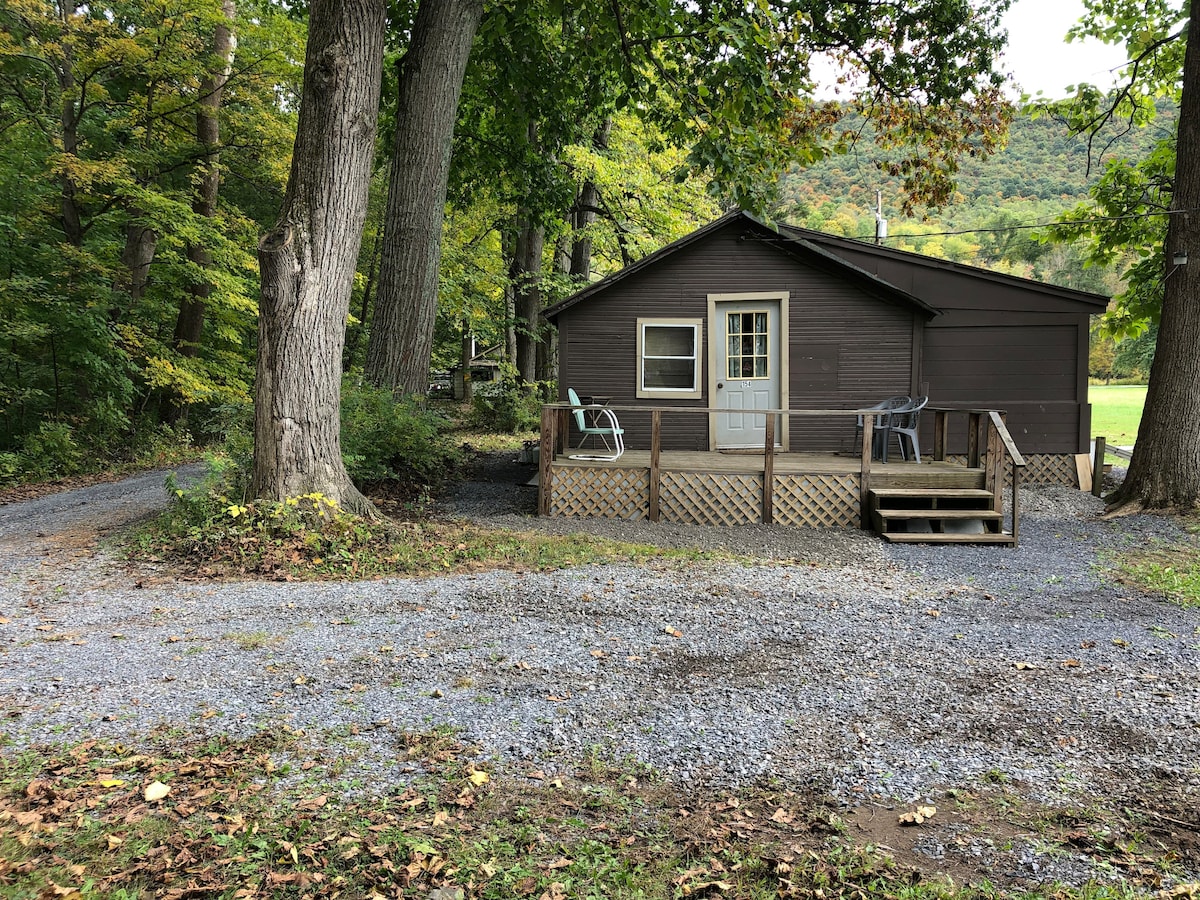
[{"xmin": 846, "ymin": 207, "xmax": 1186, "ymax": 243}]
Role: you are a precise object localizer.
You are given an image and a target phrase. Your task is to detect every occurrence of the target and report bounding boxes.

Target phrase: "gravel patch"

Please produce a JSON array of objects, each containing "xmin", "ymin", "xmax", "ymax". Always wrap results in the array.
[{"xmin": 1, "ymin": 455, "xmax": 1198, "ymax": 884}]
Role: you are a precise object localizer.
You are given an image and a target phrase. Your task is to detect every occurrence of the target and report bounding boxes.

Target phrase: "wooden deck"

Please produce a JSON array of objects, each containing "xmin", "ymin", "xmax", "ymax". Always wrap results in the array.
[
  {"xmin": 544, "ymin": 451, "xmax": 988, "ymax": 528},
  {"xmin": 557, "ymin": 449, "xmax": 983, "ymax": 484},
  {"xmin": 537, "ymin": 403, "xmax": 1027, "ymax": 541}
]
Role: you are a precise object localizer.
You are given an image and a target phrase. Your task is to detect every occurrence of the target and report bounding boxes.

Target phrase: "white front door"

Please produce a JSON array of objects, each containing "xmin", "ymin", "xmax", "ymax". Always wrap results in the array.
[{"xmin": 712, "ymin": 298, "xmax": 783, "ymax": 449}]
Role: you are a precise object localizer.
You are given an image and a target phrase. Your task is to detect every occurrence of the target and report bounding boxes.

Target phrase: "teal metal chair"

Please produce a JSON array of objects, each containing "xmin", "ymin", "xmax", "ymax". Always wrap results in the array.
[{"xmin": 567, "ymin": 388, "xmax": 625, "ymax": 461}]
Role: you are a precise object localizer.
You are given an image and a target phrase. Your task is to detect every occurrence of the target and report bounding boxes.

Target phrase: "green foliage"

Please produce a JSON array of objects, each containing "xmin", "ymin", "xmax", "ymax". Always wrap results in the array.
[
  {"xmin": 16, "ymin": 422, "xmax": 82, "ymax": 480},
  {"xmin": 470, "ymin": 366, "xmax": 552, "ymax": 433},
  {"xmin": 142, "ymin": 480, "xmax": 390, "ymax": 578},
  {"xmin": 339, "ymin": 383, "xmax": 459, "ymax": 489},
  {"xmin": 0, "ymin": 0, "xmax": 301, "ymax": 471},
  {"xmin": 1037, "ymin": 0, "xmax": 1187, "ymax": 342},
  {"xmin": 137, "ymin": 470, "xmax": 722, "ymax": 579}
]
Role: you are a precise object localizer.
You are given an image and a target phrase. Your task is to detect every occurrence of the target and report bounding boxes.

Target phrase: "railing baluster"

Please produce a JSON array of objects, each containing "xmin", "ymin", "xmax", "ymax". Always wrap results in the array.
[
  {"xmin": 539, "ymin": 405, "xmax": 554, "ymax": 517},
  {"xmin": 649, "ymin": 409, "xmax": 661, "ymax": 522},
  {"xmin": 763, "ymin": 412, "xmax": 775, "ymax": 524},
  {"xmin": 933, "ymin": 410, "xmax": 947, "ymax": 461},
  {"xmin": 859, "ymin": 413, "xmax": 873, "ymax": 529}
]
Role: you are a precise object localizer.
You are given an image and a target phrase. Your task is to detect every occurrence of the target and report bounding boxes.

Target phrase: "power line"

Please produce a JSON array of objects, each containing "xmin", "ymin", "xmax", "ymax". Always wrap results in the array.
[{"xmin": 846, "ymin": 207, "xmax": 1184, "ymax": 243}]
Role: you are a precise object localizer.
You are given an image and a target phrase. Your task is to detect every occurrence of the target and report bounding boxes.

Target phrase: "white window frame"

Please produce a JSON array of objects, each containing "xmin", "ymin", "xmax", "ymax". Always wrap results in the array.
[{"xmin": 636, "ymin": 317, "xmax": 703, "ymax": 399}]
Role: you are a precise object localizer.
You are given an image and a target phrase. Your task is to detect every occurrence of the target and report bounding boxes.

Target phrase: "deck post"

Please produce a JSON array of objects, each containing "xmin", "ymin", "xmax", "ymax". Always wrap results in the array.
[
  {"xmin": 1092, "ymin": 436, "xmax": 1106, "ymax": 498},
  {"xmin": 985, "ymin": 416, "xmax": 1003, "ymax": 513},
  {"xmin": 558, "ymin": 408, "xmax": 569, "ymax": 455},
  {"xmin": 1011, "ymin": 465, "xmax": 1021, "ymax": 544},
  {"xmin": 967, "ymin": 412, "xmax": 982, "ymax": 468},
  {"xmin": 933, "ymin": 410, "xmax": 947, "ymax": 461},
  {"xmin": 649, "ymin": 409, "xmax": 662, "ymax": 522},
  {"xmin": 859, "ymin": 413, "xmax": 874, "ymax": 529},
  {"xmin": 762, "ymin": 413, "xmax": 775, "ymax": 524},
  {"xmin": 538, "ymin": 405, "xmax": 554, "ymax": 517}
]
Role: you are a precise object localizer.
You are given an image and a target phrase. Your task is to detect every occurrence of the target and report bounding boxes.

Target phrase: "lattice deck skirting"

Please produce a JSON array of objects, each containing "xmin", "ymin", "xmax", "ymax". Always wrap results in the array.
[
  {"xmin": 548, "ymin": 466, "xmax": 865, "ymax": 527},
  {"xmin": 660, "ymin": 472, "xmax": 763, "ymax": 525},
  {"xmin": 774, "ymin": 474, "xmax": 860, "ymax": 527},
  {"xmin": 945, "ymin": 453, "xmax": 1078, "ymax": 487},
  {"xmin": 549, "ymin": 467, "xmax": 648, "ymax": 519}
]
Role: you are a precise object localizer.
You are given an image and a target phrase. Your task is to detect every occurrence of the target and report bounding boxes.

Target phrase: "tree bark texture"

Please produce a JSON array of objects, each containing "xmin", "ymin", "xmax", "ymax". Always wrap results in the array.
[
  {"xmin": 1108, "ymin": 0, "xmax": 1200, "ymax": 512},
  {"xmin": 502, "ymin": 226, "xmax": 517, "ymax": 364},
  {"xmin": 568, "ymin": 119, "xmax": 610, "ymax": 281},
  {"xmin": 363, "ymin": 0, "xmax": 483, "ymax": 395},
  {"xmin": 117, "ymin": 222, "xmax": 157, "ymax": 307},
  {"xmin": 174, "ymin": 0, "xmax": 237, "ymax": 360},
  {"xmin": 252, "ymin": 0, "xmax": 384, "ymax": 515},
  {"xmin": 459, "ymin": 319, "xmax": 474, "ymax": 402},
  {"xmin": 58, "ymin": 39, "xmax": 83, "ymax": 248},
  {"xmin": 512, "ymin": 214, "xmax": 544, "ymax": 383}
]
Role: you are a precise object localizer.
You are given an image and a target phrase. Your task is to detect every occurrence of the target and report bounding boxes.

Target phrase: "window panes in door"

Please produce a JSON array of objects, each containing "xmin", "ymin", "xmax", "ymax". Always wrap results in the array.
[{"xmin": 726, "ymin": 311, "xmax": 769, "ymax": 379}]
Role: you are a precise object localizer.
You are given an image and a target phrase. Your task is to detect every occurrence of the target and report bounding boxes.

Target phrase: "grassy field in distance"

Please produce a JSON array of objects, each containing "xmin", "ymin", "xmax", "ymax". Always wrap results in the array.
[{"xmin": 1089, "ymin": 383, "xmax": 1147, "ymax": 447}]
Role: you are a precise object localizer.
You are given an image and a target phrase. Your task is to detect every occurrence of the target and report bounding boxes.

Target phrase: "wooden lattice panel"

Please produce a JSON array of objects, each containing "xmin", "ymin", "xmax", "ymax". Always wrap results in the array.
[
  {"xmin": 660, "ymin": 472, "xmax": 763, "ymax": 525},
  {"xmin": 943, "ymin": 453, "xmax": 1077, "ymax": 487},
  {"xmin": 549, "ymin": 467, "xmax": 648, "ymax": 520},
  {"xmin": 774, "ymin": 474, "xmax": 860, "ymax": 528},
  {"xmin": 1021, "ymin": 453, "xmax": 1079, "ymax": 486}
]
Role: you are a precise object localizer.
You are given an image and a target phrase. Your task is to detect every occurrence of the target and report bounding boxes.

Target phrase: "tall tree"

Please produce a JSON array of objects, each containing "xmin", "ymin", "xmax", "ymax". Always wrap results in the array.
[
  {"xmin": 252, "ymin": 0, "xmax": 384, "ymax": 513},
  {"xmin": 363, "ymin": 0, "xmax": 484, "ymax": 396},
  {"xmin": 1108, "ymin": 0, "xmax": 1200, "ymax": 511},
  {"xmin": 1047, "ymin": 0, "xmax": 1199, "ymax": 511},
  {"xmin": 173, "ymin": 0, "xmax": 237, "ymax": 365}
]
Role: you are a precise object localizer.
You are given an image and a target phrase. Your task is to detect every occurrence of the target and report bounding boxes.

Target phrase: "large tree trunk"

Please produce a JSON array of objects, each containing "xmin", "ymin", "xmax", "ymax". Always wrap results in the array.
[
  {"xmin": 57, "ymin": 31, "xmax": 83, "ymax": 248},
  {"xmin": 511, "ymin": 214, "xmax": 544, "ymax": 383},
  {"xmin": 117, "ymin": 222, "xmax": 157, "ymax": 307},
  {"xmin": 568, "ymin": 119, "xmax": 610, "ymax": 281},
  {"xmin": 502, "ymin": 226, "xmax": 517, "ymax": 364},
  {"xmin": 1107, "ymin": 0, "xmax": 1200, "ymax": 513},
  {"xmin": 251, "ymin": 0, "xmax": 384, "ymax": 516},
  {"xmin": 363, "ymin": 0, "xmax": 483, "ymax": 395},
  {"xmin": 173, "ymin": 0, "xmax": 237, "ymax": 362}
]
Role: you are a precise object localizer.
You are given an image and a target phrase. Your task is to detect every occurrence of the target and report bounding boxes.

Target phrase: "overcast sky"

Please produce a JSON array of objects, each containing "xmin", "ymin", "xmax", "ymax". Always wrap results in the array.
[{"xmin": 1000, "ymin": 0, "xmax": 1129, "ymax": 97}]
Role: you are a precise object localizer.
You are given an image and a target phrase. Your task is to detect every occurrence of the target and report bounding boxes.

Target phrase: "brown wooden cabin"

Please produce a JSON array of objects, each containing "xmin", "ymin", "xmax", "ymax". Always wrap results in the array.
[{"xmin": 545, "ymin": 210, "xmax": 1106, "ymax": 474}]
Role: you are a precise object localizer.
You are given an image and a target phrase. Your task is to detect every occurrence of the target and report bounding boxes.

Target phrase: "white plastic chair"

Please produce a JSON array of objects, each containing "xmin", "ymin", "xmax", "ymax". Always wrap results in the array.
[
  {"xmin": 855, "ymin": 395, "xmax": 910, "ymax": 459},
  {"xmin": 567, "ymin": 388, "xmax": 625, "ymax": 461}
]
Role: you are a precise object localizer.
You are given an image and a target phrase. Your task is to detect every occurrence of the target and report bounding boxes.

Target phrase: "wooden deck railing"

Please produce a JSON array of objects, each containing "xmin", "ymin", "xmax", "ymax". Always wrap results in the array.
[
  {"xmin": 539, "ymin": 402, "xmax": 1026, "ymax": 541},
  {"xmin": 929, "ymin": 407, "xmax": 1027, "ymax": 543},
  {"xmin": 539, "ymin": 404, "xmax": 891, "ymax": 527}
]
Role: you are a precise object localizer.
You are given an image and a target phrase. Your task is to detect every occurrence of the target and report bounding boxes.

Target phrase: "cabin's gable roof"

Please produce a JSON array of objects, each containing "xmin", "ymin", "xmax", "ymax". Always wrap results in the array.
[
  {"xmin": 544, "ymin": 211, "xmax": 1110, "ymax": 322},
  {"xmin": 543, "ymin": 210, "xmax": 938, "ymax": 320}
]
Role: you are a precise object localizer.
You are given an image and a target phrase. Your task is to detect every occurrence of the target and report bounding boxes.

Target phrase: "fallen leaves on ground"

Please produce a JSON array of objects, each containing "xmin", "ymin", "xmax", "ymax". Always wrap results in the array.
[{"xmin": 898, "ymin": 805, "xmax": 937, "ymax": 826}]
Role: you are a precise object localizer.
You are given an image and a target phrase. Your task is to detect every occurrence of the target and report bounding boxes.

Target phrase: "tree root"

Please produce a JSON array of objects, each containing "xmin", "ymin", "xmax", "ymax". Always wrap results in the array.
[{"xmin": 1101, "ymin": 498, "xmax": 1146, "ymax": 519}]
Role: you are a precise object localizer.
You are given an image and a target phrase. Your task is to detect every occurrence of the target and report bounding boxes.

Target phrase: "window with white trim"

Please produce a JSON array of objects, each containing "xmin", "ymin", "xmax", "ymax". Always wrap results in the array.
[{"xmin": 636, "ymin": 318, "xmax": 703, "ymax": 399}]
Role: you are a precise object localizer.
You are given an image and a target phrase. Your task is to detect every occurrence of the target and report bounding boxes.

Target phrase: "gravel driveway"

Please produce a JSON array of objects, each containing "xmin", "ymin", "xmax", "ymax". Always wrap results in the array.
[{"xmin": 1, "ymin": 454, "xmax": 1197, "ymax": 885}]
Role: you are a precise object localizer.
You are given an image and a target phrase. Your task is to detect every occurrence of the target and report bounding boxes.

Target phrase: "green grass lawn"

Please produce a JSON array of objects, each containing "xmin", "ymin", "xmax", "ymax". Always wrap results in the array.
[{"xmin": 1089, "ymin": 383, "xmax": 1147, "ymax": 447}]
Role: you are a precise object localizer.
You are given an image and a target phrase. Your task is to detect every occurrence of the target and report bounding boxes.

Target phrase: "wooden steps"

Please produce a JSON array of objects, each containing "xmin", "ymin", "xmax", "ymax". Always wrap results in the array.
[
  {"xmin": 870, "ymin": 488, "xmax": 1015, "ymax": 546},
  {"xmin": 881, "ymin": 532, "xmax": 1018, "ymax": 545}
]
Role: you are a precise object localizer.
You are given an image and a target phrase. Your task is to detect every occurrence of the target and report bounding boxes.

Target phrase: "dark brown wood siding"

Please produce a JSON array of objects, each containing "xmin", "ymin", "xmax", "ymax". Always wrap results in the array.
[
  {"xmin": 557, "ymin": 221, "xmax": 919, "ymax": 451},
  {"xmin": 922, "ymin": 313, "xmax": 1091, "ymax": 454}
]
